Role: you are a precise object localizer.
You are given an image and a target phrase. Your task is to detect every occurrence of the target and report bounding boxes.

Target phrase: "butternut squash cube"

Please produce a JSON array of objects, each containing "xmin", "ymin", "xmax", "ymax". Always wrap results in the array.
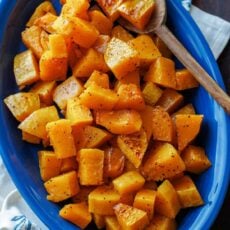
[
  {"xmin": 112, "ymin": 171, "xmax": 145, "ymax": 195},
  {"xmin": 21, "ymin": 26, "xmax": 44, "ymax": 58},
  {"xmin": 30, "ymin": 81, "xmax": 56, "ymax": 106},
  {"xmin": 151, "ymin": 106, "xmax": 175, "ymax": 142},
  {"xmin": 44, "ymin": 170, "xmax": 79, "ymax": 202},
  {"xmin": 53, "ymin": 76, "xmax": 83, "ymax": 110},
  {"xmin": 115, "ymin": 83, "xmax": 145, "ymax": 110},
  {"xmin": 175, "ymin": 114, "xmax": 203, "ymax": 151},
  {"xmin": 128, "ymin": 35, "xmax": 161, "ymax": 67},
  {"xmin": 88, "ymin": 186, "xmax": 120, "ymax": 215},
  {"xmin": 97, "ymin": 0, "xmax": 124, "ymax": 21},
  {"xmin": 18, "ymin": 106, "xmax": 59, "ymax": 140},
  {"xmin": 38, "ymin": 150, "xmax": 62, "ymax": 181},
  {"xmin": 60, "ymin": 202, "xmax": 92, "ymax": 229},
  {"xmin": 119, "ymin": 70, "xmax": 140, "ymax": 87},
  {"xmin": 73, "ymin": 125, "xmax": 112, "ymax": 150},
  {"xmin": 4, "ymin": 92, "xmax": 40, "ymax": 122},
  {"xmin": 46, "ymin": 119, "xmax": 76, "ymax": 159},
  {"xmin": 117, "ymin": 129, "xmax": 148, "ymax": 168},
  {"xmin": 144, "ymin": 57, "xmax": 177, "ymax": 89},
  {"xmin": 89, "ymin": 10, "xmax": 113, "ymax": 35},
  {"xmin": 156, "ymin": 88, "xmax": 184, "ymax": 114},
  {"xmin": 111, "ymin": 25, "xmax": 134, "ymax": 42},
  {"xmin": 66, "ymin": 98, "xmax": 93, "ymax": 127},
  {"xmin": 26, "ymin": 1, "xmax": 57, "ymax": 27},
  {"xmin": 79, "ymin": 83, "xmax": 118, "ymax": 110},
  {"xmin": 176, "ymin": 69, "xmax": 199, "ymax": 90},
  {"xmin": 181, "ymin": 145, "xmax": 211, "ymax": 174},
  {"xmin": 84, "ymin": 70, "xmax": 110, "ymax": 89},
  {"xmin": 142, "ymin": 82, "xmax": 163, "ymax": 106},
  {"xmin": 146, "ymin": 214, "xmax": 177, "ymax": 230},
  {"xmin": 171, "ymin": 175, "xmax": 204, "ymax": 208},
  {"xmin": 104, "ymin": 146, "xmax": 125, "ymax": 179},
  {"xmin": 73, "ymin": 48, "xmax": 109, "ymax": 77},
  {"xmin": 52, "ymin": 16, "xmax": 99, "ymax": 48},
  {"xmin": 114, "ymin": 203, "xmax": 149, "ymax": 230},
  {"xmin": 78, "ymin": 148, "xmax": 104, "ymax": 185},
  {"xmin": 105, "ymin": 216, "xmax": 121, "ymax": 230},
  {"xmin": 104, "ymin": 37, "xmax": 140, "ymax": 80},
  {"xmin": 141, "ymin": 142, "xmax": 185, "ymax": 181},
  {"xmin": 95, "ymin": 109, "xmax": 142, "ymax": 134},
  {"xmin": 14, "ymin": 50, "xmax": 40, "ymax": 88},
  {"xmin": 133, "ymin": 189, "xmax": 157, "ymax": 220},
  {"xmin": 155, "ymin": 180, "xmax": 181, "ymax": 218}
]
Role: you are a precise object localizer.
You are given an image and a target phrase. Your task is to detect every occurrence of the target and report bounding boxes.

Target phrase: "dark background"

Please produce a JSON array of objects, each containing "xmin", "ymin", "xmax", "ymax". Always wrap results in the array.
[{"xmin": 193, "ymin": 0, "xmax": 230, "ymax": 229}]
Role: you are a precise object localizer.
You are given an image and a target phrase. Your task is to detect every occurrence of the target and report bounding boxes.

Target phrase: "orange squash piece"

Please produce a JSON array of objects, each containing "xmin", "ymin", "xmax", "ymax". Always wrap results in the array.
[
  {"xmin": 118, "ymin": 0, "xmax": 155, "ymax": 30},
  {"xmin": 115, "ymin": 83, "xmax": 145, "ymax": 110},
  {"xmin": 73, "ymin": 48, "xmax": 109, "ymax": 77},
  {"xmin": 89, "ymin": 10, "xmax": 113, "ymax": 35},
  {"xmin": 93, "ymin": 35, "xmax": 111, "ymax": 54},
  {"xmin": 104, "ymin": 37, "xmax": 140, "ymax": 80},
  {"xmin": 156, "ymin": 88, "xmax": 184, "ymax": 114},
  {"xmin": 141, "ymin": 142, "xmax": 185, "ymax": 181},
  {"xmin": 95, "ymin": 109, "xmax": 142, "ymax": 134},
  {"xmin": 79, "ymin": 83, "xmax": 118, "ymax": 110},
  {"xmin": 181, "ymin": 145, "xmax": 211, "ymax": 174},
  {"xmin": 176, "ymin": 69, "xmax": 199, "ymax": 90},
  {"xmin": 172, "ymin": 103, "xmax": 196, "ymax": 117},
  {"xmin": 14, "ymin": 50, "xmax": 40, "ymax": 88},
  {"xmin": 59, "ymin": 202, "xmax": 92, "ymax": 229},
  {"xmin": 175, "ymin": 114, "xmax": 203, "ymax": 151},
  {"xmin": 128, "ymin": 35, "xmax": 162, "ymax": 68},
  {"xmin": 155, "ymin": 180, "xmax": 181, "ymax": 218},
  {"xmin": 144, "ymin": 57, "xmax": 177, "ymax": 89},
  {"xmin": 151, "ymin": 106, "xmax": 175, "ymax": 142},
  {"xmin": 171, "ymin": 175, "xmax": 204, "ymax": 208},
  {"xmin": 46, "ymin": 119, "xmax": 77, "ymax": 159}
]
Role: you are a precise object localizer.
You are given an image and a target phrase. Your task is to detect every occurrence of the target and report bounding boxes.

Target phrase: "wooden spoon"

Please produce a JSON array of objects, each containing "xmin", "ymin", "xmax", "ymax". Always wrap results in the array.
[{"xmin": 118, "ymin": 0, "xmax": 230, "ymax": 114}]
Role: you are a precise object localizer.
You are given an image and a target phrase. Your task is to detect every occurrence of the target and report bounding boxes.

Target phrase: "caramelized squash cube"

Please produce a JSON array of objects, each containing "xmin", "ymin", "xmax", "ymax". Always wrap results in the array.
[
  {"xmin": 18, "ymin": 106, "xmax": 59, "ymax": 140},
  {"xmin": 84, "ymin": 70, "xmax": 110, "ymax": 88},
  {"xmin": 175, "ymin": 114, "xmax": 203, "ymax": 151},
  {"xmin": 155, "ymin": 180, "xmax": 181, "ymax": 218},
  {"xmin": 88, "ymin": 186, "xmax": 120, "ymax": 215},
  {"xmin": 104, "ymin": 37, "xmax": 139, "ymax": 80},
  {"xmin": 38, "ymin": 150, "xmax": 62, "ymax": 181},
  {"xmin": 95, "ymin": 109, "xmax": 142, "ymax": 134},
  {"xmin": 144, "ymin": 57, "xmax": 177, "ymax": 89},
  {"xmin": 44, "ymin": 170, "xmax": 79, "ymax": 202},
  {"xmin": 60, "ymin": 202, "xmax": 92, "ymax": 229},
  {"xmin": 141, "ymin": 142, "xmax": 185, "ymax": 181},
  {"xmin": 73, "ymin": 48, "xmax": 109, "ymax": 77},
  {"xmin": 46, "ymin": 119, "xmax": 76, "ymax": 159},
  {"xmin": 117, "ymin": 129, "xmax": 148, "ymax": 168},
  {"xmin": 53, "ymin": 76, "xmax": 83, "ymax": 110},
  {"xmin": 176, "ymin": 69, "xmax": 199, "ymax": 90},
  {"xmin": 114, "ymin": 203, "xmax": 149, "ymax": 230},
  {"xmin": 171, "ymin": 175, "xmax": 204, "ymax": 208},
  {"xmin": 79, "ymin": 83, "xmax": 118, "ymax": 110},
  {"xmin": 14, "ymin": 50, "xmax": 40, "ymax": 88},
  {"xmin": 181, "ymin": 145, "xmax": 211, "ymax": 174},
  {"xmin": 112, "ymin": 171, "xmax": 145, "ymax": 195},
  {"xmin": 4, "ymin": 92, "xmax": 40, "ymax": 122},
  {"xmin": 78, "ymin": 148, "xmax": 104, "ymax": 185}
]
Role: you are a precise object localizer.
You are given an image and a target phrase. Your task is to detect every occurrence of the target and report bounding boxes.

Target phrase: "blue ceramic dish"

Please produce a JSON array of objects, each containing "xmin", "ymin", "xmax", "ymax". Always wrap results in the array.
[{"xmin": 0, "ymin": 0, "xmax": 229, "ymax": 229}]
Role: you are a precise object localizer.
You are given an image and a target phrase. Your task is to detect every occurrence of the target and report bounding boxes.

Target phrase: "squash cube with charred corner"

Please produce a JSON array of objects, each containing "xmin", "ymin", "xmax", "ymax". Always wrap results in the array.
[
  {"xmin": 104, "ymin": 37, "xmax": 140, "ymax": 80},
  {"xmin": 59, "ymin": 202, "xmax": 92, "ymax": 229},
  {"xmin": 46, "ymin": 119, "xmax": 76, "ymax": 159},
  {"xmin": 44, "ymin": 170, "xmax": 79, "ymax": 202},
  {"xmin": 78, "ymin": 148, "xmax": 104, "ymax": 186},
  {"xmin": 14, "ymin": 50, "xmax": 40, "ymax": 88}
]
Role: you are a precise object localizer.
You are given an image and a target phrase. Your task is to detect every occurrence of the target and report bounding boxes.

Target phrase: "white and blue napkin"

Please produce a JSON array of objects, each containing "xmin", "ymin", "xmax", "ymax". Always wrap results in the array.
[{"xmin": 0, "ymin": 0, "xmax": 230, "ymax": 229}]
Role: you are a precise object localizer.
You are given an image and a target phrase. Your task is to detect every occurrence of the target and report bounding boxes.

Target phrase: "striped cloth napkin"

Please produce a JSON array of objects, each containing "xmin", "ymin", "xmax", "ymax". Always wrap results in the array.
[{"xmin": 0, "ymin": 0, "xmax": 229, "ymax": 229}]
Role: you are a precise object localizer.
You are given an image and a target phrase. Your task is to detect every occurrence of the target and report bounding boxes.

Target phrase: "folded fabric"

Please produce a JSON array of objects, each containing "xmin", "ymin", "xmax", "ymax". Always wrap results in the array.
[{"xmin": 0, "ymin": 1, "xmax": 229, "ymax": 229}]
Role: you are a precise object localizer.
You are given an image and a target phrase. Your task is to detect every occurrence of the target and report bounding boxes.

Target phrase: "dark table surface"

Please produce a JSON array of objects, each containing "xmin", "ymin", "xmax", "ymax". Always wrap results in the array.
[{"xmin": 193, "ymin": 0, "xmax": 230, "ymax": 229}]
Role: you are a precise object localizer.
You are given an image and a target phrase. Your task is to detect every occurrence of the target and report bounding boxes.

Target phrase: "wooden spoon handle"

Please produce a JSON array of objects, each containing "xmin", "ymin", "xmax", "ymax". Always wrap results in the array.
[{"xmin": 155, "ymin": 24, "xmax": 230, "ymax": 114}]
